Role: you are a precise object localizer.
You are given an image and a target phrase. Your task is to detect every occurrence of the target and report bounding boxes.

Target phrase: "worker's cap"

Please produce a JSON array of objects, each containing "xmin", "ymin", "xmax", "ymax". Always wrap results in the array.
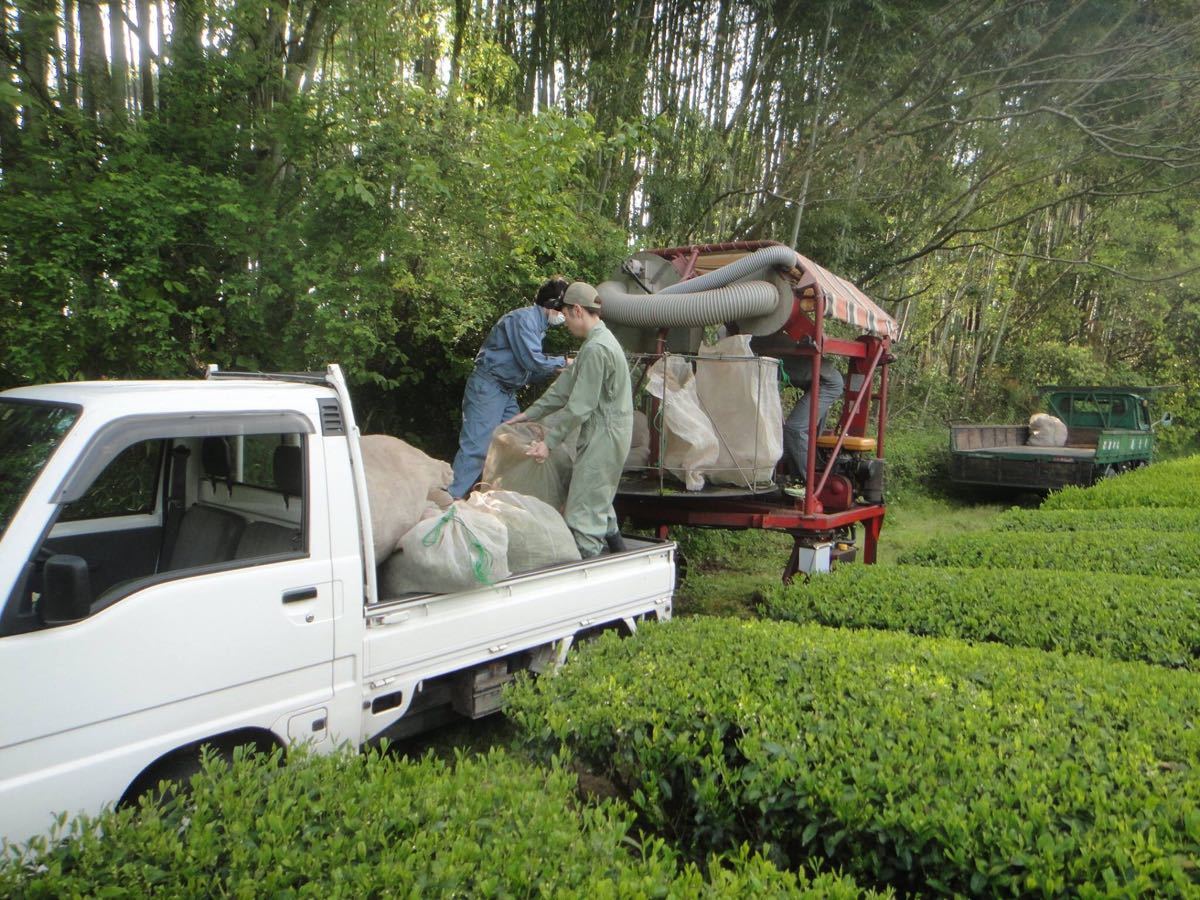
[{"xmin": 562, "ymin": 281, "xmax": 602, "ymax": 311}]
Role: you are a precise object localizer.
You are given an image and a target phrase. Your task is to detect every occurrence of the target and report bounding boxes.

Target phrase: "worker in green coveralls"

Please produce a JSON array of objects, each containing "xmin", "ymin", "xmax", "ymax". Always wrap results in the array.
[{"xmin": 507, "ymin": 282, "xmax": 632, "ymax": 558}]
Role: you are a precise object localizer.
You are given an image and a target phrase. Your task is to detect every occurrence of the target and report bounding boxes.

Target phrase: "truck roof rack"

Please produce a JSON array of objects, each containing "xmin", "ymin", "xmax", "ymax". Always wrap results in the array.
[{"xmin": 204, "ymin": 364, "xmax": 338, "ymax": 386}]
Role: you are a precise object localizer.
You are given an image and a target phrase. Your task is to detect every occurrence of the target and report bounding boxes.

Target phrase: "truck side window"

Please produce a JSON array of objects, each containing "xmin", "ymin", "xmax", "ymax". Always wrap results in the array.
[
  {"xmin": 60, "ymin": 440, "xmax": 163, "ymax": 522},
  {"xmin": 170, "ymin": 432, "xmax": 307, "ymax": 568}
]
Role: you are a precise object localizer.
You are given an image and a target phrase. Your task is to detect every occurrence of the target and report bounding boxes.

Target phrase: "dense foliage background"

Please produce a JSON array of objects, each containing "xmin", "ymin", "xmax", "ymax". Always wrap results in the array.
[{"xmin": 2, "ymin": 0, "xmax": 1197, "ymax": 454}]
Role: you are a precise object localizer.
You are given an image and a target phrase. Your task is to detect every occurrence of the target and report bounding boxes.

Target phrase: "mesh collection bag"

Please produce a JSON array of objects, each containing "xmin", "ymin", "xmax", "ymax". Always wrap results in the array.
[
  {"xmin": 379, "ymin": 501, "xmax": 510, "ymax": 595},
  {"xmin": 645, "ymin": 355, "xmax": 719, "ymax": 491},
  {"xmin": 695, "ymin": 335, "xmax": 784, "ymax": 487}
]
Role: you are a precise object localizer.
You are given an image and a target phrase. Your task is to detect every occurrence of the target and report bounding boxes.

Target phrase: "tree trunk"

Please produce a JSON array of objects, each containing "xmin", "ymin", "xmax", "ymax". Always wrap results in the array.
[
  {"xmin": 135, "ymin": 0, "xmax": 154, "ymax": 113},
  {"xmin": 108, "ymin": 0, "xmax": 129, "ymax": 122},
  {"xmin": 285, "ymin": 0, "xmax": 329, "ymax": 99},
  {"xmin": 63, "ymin": 0, "xmax": 79, "ymax": 108},
  {"xmin": 449, "ymin": 0, "xmax": 468, "ymax": 88},
  {"xmin": 0, "ymin": 0, "xmax": 18, "ymax": 169},
  {"xmin": 988, "ymin": 221, "xmax": 1037, "ymax": 368},
  {"xmin": 78, "ymin": 0, "xmax": 111, "ymax": 123},
  {"xmin": 17, "ymin": 0, "xmax": 54, "ymax": 137}
]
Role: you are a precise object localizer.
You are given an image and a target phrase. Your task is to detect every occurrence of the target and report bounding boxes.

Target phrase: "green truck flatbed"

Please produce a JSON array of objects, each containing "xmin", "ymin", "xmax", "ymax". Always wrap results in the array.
[{"xmin": 950, "ymin": 388, "xmax": 1156, "ymax": 491}]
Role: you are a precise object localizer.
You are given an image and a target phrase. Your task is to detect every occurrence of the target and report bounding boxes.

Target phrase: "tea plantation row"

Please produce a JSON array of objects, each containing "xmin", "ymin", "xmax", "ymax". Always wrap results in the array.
[
  {"xmin": 506, "ymin": 455, "xmax": 1200, "ymax": 895},
  {"xmin": 0, "ymin": 748, "xmax": 873, "ymax": 897},
  {"xmin": 507, "ymin": 619, "xmax": 1200, "ymax": 896}
]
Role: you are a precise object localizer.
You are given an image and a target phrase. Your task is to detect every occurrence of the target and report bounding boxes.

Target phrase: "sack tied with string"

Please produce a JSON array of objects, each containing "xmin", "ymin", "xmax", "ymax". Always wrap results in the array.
[
  {"xmin": 1028, "ymin": 413, "xmax": 1068, "ymax": 447},
  {"xmin": 468, "ymin": 490, "xmax": 580, "ymax": 573},
  {"xmin": 379, "ymin": 500, "xmax": 510, "ymax": 595}
]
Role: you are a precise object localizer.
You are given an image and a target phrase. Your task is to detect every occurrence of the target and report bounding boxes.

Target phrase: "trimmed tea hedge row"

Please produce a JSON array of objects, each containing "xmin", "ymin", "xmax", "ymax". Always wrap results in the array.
[
  {"xmin": 898, "ymin": 529, "xmax": 1200, "ymax": 579},
  {"xmin": 994, "ymin": 506, "xmax": 1200, "ymax": 533},
  {"xmin": 0, "ymin": 748, "xmax": 872, "ymax": 898},
  {"xmin": 507, "ymin": 619, "xmax": 1200, "ymax": 896},
  {"xmin": 1043, "ymin": 455, "xmax": 1200, "ymax": 510},
  {"xmin": 761, "ymin": 565, "xmax": 1200, "ymax": 669}
]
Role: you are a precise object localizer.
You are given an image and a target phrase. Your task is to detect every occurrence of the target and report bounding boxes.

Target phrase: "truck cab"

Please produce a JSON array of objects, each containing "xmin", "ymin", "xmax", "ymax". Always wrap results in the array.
[
  {"xmin": 0, "ymin": 366, "xmax": 675, "ymax": 845},
  {"xmin": 1044, "ymin": 387, "xmax": 1153, "ymax": 435}
]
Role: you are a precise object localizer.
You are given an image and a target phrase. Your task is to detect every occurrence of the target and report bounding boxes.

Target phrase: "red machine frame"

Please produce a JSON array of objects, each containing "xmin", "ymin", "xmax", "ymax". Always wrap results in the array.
[{"xmin": 614, "ymin": 241, "xmax": 892, "ymax": 582}]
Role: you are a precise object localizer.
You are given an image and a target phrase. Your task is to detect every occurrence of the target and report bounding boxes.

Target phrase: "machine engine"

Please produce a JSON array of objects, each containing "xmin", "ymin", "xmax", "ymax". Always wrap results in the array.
[{"xmin": 813, "ymin": 437, "xmax": 885, "ymax": 512}]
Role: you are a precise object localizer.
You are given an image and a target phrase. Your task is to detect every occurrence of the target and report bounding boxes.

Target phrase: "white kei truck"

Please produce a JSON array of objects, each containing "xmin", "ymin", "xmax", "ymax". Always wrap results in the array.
[{"xmin": 0, "ymin": 365, "xmax": 675, "ymax": 846}]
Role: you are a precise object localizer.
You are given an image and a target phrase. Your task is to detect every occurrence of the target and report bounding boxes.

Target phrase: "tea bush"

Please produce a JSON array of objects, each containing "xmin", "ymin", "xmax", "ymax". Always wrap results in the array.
[
  {"xmin": 507, "ymin": 619, "xmax": 1200, "ymax": 896},
  {"xmin": 898, "ymin": 530, "xmax": 1200, "ymax": 579},
  {"xmin": 762, "ymin": 565, "xmax": 1200, "ymax": 668},
  {"xmin": 994, "ymin": 507, "xmax": 1200, "ymax": 533},
  {"xmin": 1043, "ymin": 455, "xmax": 1200, "ymax": 510},
  {"xmin": 0, "ymin": 747, "xmax": 872, "ymax": 898}
]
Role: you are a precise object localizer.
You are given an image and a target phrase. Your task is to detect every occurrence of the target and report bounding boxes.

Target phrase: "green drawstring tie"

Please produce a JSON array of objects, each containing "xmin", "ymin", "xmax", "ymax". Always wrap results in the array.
[
  {"xmin": 422, "ymin": 506, "xmax": 495, "ymax": 585},
  {"xmin": 777, "ymin": 358, "xmax": 791, "ymax": 387}
]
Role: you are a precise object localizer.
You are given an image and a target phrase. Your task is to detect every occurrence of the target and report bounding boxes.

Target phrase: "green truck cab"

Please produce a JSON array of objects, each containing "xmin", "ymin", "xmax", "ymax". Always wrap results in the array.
[{"xmin": 949, "ymin": 387, "xmax": 1157, "ymax": 491}]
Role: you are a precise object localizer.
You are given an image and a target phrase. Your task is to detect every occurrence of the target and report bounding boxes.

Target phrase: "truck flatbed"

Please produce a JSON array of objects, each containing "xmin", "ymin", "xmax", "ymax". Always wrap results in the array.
[{"xmin": 954, "ymin": 444, "xmax": 1096, "ymax": 459}]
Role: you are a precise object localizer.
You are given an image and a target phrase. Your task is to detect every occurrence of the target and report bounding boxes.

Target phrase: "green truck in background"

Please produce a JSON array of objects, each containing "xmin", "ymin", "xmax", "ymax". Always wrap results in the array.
[{"xmin": 950, "ymin": 386, "xmax": 1165, "ymax": 492}]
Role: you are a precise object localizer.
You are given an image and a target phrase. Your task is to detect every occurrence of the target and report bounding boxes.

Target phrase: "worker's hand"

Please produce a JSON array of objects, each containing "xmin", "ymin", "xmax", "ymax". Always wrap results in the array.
[
  {"xmin": 564, "ymin": 356, "xmax": 575, "ymax": 367},
  {"xmin": 525, "ymin": 440, "xmax": 550, "ymax": 462},
  {"xmin": 505, "ymin": 412, "xmax": 529, "ymax": 425}
]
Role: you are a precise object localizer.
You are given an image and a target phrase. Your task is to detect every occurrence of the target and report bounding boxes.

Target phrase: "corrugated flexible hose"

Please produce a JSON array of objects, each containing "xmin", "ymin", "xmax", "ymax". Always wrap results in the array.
[
  {"xmin": 596, "ymin": 280, "xmax": 778, "ymax": 328},
  {"xmin": 657, "ymin": 244, "xmax": 799, "ymax": 294}
]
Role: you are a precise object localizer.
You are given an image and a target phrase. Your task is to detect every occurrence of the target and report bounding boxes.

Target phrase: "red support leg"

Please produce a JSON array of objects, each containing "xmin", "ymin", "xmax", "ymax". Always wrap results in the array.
[
  {"xmin": 782, "ymin": 537, "xmax": 803, "ymax": 585},
  {"xmin": 862, "ymin": 515, "xmax": 883, "ymax": 564}
]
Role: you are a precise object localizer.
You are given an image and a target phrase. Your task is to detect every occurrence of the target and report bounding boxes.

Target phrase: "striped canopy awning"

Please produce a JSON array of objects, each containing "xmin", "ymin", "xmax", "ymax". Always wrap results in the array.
[{"xmin": 677, "ymin": 243, "xmax": 898, "ymax": 340}]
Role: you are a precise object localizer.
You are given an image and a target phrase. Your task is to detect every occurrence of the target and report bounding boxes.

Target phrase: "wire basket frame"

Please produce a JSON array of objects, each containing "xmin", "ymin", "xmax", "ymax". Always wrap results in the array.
[{"xmin": 622, "ymin": 350, "xmax": 784, "ymax": 496}]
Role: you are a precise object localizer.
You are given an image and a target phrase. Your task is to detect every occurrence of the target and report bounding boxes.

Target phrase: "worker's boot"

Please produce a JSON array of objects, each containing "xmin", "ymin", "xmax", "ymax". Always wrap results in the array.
[{"xmin": 605, "ymin": 532, "xmax": 628, "ymax": 554}]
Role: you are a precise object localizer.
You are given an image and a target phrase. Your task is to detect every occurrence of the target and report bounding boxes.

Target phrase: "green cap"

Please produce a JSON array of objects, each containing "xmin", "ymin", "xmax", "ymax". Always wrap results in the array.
[{"xmin": 563, "ymin": 281, "xmax": 601, "ymax": 311}]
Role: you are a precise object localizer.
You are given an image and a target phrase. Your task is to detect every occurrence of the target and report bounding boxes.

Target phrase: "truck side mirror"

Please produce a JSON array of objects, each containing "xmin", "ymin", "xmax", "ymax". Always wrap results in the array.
[
  {"xmin": 40, "ymin": 554, "xmax": 93, "ymax": 626},
  {"xmin": 1155, "ymin": 412, "xmax": 1173, "ymax": 428}
]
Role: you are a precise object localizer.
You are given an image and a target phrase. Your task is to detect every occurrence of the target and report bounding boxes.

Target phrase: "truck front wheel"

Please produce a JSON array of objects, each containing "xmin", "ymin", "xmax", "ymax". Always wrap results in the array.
[{"xmin": 119, "ymin": 731, "xmax": 281, "ymax": 810}]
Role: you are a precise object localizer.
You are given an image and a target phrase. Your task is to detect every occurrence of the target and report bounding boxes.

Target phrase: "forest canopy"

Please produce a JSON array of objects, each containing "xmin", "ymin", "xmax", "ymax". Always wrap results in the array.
[{"xmin": 1, "ymin": 0, "xmax": 1197, "ymax": 451}]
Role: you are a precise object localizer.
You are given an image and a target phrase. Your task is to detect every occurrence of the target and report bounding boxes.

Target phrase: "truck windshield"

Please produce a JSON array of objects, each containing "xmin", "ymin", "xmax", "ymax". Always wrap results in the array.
[{"xmin": 0, "ymin": 400, "xmax": 79, "ymax": 540}]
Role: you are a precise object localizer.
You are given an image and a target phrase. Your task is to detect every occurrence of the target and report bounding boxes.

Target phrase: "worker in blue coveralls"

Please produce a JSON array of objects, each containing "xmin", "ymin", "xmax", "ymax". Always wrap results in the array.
[{"xmin": 449, "ymin": 277, "xmax": 570, "ymax": 498}]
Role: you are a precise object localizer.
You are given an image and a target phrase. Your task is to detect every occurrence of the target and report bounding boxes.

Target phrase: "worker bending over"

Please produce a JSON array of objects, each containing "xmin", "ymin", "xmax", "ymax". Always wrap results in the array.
[
  {"xmin": 449, "ymin": 278, "xmax": 569, "ymax": 498},
  {"xmin": 509, "ymin": 282, "xmax": 632, "ymax": 557}
]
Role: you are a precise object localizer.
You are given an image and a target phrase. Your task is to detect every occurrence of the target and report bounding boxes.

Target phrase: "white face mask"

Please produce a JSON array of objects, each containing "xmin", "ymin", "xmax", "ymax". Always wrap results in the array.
[{"xmin": 548, "ymin": 311, "xmax": 566, "ymax": 326}]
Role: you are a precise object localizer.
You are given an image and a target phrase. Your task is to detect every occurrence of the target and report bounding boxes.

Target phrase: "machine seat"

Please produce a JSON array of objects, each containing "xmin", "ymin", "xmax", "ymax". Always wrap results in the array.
[{"xmin": 816, "ymin": 435, "xmax": 878, "ymax": 453}]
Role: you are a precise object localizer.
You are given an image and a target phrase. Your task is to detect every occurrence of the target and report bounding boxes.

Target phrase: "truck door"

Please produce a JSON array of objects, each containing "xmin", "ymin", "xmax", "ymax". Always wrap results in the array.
[{"xmin": 0, "ymin": 413, "xmax": 335, "ymax": 843}]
